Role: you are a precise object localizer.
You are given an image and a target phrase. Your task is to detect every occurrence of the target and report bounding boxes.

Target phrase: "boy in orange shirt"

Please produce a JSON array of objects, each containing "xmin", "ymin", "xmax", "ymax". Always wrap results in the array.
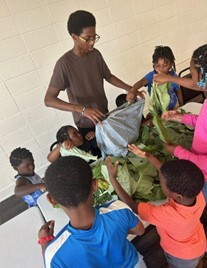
[{"xmin": 106, "ymin": 146, "xmax": 206, "ymax": 268}]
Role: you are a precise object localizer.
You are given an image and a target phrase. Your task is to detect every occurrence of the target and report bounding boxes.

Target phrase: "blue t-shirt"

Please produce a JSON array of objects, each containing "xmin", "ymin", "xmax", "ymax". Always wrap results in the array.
[
  {"xmin": 44, "ymin": 201, "xmax": 140, "ymax": 268},
  {"xmin": 144, "ymin": 70, "xmax": 180, "ymax": 110}
]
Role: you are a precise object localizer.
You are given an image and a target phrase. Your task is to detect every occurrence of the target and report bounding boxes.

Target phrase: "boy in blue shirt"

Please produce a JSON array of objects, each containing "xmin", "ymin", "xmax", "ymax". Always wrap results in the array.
[{"xmin": 38, "ymin": 156, "xmax": 146, "ymax": 268}]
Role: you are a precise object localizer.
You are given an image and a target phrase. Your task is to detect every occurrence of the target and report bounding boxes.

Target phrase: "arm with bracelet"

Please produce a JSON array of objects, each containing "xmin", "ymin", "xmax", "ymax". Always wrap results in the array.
[{"xmin": 38, "ymin": 220, "xmax": 55, "ymax": 253}]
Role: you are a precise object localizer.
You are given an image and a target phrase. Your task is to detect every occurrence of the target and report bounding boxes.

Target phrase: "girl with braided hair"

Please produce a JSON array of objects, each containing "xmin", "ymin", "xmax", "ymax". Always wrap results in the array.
[
  {"xmin": 47, "ymin": 125, "xmax": 101, "ymax": 163},
  {"xmin": 9, "ymin": 147, "xmax": 46, "ymax": 207},
  {"xmin": 127, "ymin": 45, "xmax": 183, "ymax": 109}
]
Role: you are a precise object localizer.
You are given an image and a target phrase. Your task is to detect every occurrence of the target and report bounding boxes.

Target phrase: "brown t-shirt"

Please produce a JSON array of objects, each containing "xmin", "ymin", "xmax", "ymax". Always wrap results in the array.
[{"xmin": 49, "ymin": 49, "xmax": 112, "ymax": 128}]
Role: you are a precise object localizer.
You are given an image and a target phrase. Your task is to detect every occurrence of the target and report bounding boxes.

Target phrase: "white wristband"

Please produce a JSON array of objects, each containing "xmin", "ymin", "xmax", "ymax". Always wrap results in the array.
[{"xmin": 81, "ymin": 106, "xmax": 86, "ymax": 116}]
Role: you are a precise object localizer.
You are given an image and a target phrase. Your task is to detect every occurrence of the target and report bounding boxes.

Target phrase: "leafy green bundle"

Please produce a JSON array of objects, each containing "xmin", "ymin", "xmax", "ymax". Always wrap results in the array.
[{"xmin": 92, "ymin": 121, "xmax": 194, "ymax": 206}]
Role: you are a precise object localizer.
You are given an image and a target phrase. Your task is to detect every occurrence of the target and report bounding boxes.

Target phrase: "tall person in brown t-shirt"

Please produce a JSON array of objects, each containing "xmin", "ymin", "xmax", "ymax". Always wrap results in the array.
[{"xmin": 44, "ymin": 10, "xmax": 134, "ymax": 138}]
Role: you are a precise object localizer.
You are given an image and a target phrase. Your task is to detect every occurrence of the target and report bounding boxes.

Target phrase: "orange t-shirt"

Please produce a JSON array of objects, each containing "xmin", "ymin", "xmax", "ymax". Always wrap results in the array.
[{"xmin": 138, "ymin": 192, "xmax": 206, "ymax": 259}]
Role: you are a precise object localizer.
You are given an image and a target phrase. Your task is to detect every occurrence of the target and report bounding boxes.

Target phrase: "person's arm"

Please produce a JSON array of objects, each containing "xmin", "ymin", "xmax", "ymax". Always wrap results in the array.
[
  {"xmin": 45, "ymin": 86, "xmax": 105, "ymax": 124},
  {"xmin": 126, "ymin": 77, "xmax": 148, "ymax": 101},
  {"xmin": 128, "ymin": 144, "xmax": 163, "ymax": 171},
  {"xmin": 153, "ymin": 74, "xmax": 203, "ymax": 91},
  {"xmin": 38, "ymin": 220, "xmax": 55, "ymax": 254},
  {"xmin": 47, "ymin": 144, "xmax": 61, "ymax": 162},
  {"xmin": 107, "ymin": 74, "xmax": 132, "ymax": 91},
  {"xmin": 128, "ymin": 220, "xmax": 145, "ymax": 235},
  {"xmin": 44, "ymin": 86, "xmax": 81, "ymax": 112},
  {"xmin": 161, "ymin": 110, "xmax": 183, "ymax": 122},
  {"xmin": 176, "ymin": 88, "xmax": 183, "ymax": 106},
  {"xmin": 174, "ymin": 146, "xmax": 207, "ymax": 173},
  {"xmin": 47, "ymin": 140, "xmax": 74, "ymax": 163},
  {"xmin": 14, "ymin": 177, "xmax": 46, "ymax": 197},
  {"xmin": 106, "ymin": 157, "xmax": 138, "ymax": 213}
]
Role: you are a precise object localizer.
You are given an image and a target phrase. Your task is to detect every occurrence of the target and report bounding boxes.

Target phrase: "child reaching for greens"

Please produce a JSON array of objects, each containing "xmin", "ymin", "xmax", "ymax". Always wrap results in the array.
[
  {"xmin": 38, "ymin": 156, "xmax": 146, "ymax": 268},
  {"xmin": 106, "ymin": 147, "xmax": 206, "ymax": 268},
  {"xmin": 127, "ymin": 46, "xmax": 183, "ymax": 109}
]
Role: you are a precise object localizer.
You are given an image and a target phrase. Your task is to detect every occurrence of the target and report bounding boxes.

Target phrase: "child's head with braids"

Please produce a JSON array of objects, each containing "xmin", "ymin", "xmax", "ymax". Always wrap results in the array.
[
  {"xmin": 152, "ymin": 45, "xmax": 176, "ymax": 75},
  {"xmin": 9, "ymin": 147, "xmax": 35, "ymax": 176},
  {"xmin": 190, "ymin": 44, "xmax": 207, "ymax": 89},
  {"xmin": 50, "ymin": 125, "xmax": 84, "ymax": 151}
]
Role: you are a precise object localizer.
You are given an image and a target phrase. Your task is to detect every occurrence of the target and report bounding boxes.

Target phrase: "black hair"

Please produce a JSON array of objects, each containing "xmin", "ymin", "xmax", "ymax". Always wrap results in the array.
[
  {"xmin": 192, "ymin": 44, "xmax": 207, "ymax": 73},
  {"xmin": 67, "ymin": 10, "xmax": 96, "ymax": 35},
  {"xmin": 115, "ymin": 94, "xmax": 127, "ymax": 107},
  {"xmin": 160, "ymin": 159, "xmax": 204, "ymax": 198},
  {"xmin": 9, "ymin": 147, "xmax": 33, "ymax": 167},
  {"xmin": 45, "ymin": 156, "xmax": 92, "ymax": 207},
  {"xmin": 50, "ymin": 125, "xmax": 74, "ymax": 151},
  {"xmin": 152, "ymin": 45, "xmax": 176, "ymax": 72}
]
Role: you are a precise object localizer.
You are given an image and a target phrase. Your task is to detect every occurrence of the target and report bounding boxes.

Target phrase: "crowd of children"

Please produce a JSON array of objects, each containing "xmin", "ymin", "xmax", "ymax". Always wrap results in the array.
[{"xmin": 8, "ymin": 9, "xmax": 207, "ymax": 268}]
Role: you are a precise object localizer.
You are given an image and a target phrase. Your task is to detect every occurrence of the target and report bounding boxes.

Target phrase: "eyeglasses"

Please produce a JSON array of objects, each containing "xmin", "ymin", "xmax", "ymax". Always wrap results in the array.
[{"xmin": 78, "ymin": 34, "xmax": 100, "ymax": 43}]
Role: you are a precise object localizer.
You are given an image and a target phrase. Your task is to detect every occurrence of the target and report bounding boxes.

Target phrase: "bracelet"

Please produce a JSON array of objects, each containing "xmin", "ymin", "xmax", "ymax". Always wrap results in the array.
[
  {"xmin": 81, "ymin": 106, "xmax": 86, "ymax": 116},
  {"xmin": 38, "ymin": 235, "xmax": 54, "ymax": 244}
]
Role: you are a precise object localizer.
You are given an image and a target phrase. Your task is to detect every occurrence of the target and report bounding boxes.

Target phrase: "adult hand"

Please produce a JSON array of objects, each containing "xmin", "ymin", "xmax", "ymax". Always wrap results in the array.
[
  {"xmin": 153, "ymin": 73, "xmax": 170, "ymax": 84},
  {"xmin": 126, "ymin": 88, "xmax": 137, "ymax": 102},
  {"xmin": 164, "ymin": 143, "xmax": 177, "ymax": 155},
  {"xmin": 85, "ymin": 131, "xmax": 95, "ymax": 141},
  {"xmin": 106, "ymin": 156, "xmax": 119, "ymax": 181},
  {"xmin": 161, "ymin": 110, "xmax": 182, "ymax": 122},
  {"xmin": 38, "ymin": 220, "xmax": 55, "ymax": 239},
  {"xmin": 128, "ymin": 144, "xmax": 148, "ymax": 158},
  {"xmin": 126, "ymin": 89, "xmax": 145, "ymax": 102},
  {"xmin": 63, "ymin": 140, "xmax": 74, "ymax": 150},
  {"xmin": 83, "ymin": 108, "xmax": 105, "ymax": 125}
]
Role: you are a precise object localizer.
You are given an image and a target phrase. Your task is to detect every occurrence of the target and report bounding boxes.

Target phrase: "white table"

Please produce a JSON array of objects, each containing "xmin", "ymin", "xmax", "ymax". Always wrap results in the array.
[
  {"xmin": 37, "ymin": 192, "xmax": 69, "ymax": 236},
  {"xmin": 181, "ymin": 102, "xmax": 202, "ymax": 115},
  {"xmin": 0, "ymin": 207, "xmax": 45, "ymax": 268}
]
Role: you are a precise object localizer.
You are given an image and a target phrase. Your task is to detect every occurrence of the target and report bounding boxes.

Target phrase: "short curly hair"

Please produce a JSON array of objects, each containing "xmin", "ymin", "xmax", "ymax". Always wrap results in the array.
[
  {"xmin": 67, "ymin": 10, "xmax": 96, "ymax": 35},
  {"xmin": 9, "ymin": 147, "xmax": 33, "ymax": 167},
  {"xmin": 45, "ymin": 156, "xmax": 93, "ymax": 207},
  {"xmin": 160, "ymin": 159, "xmax": 204, "ymax": 198}
]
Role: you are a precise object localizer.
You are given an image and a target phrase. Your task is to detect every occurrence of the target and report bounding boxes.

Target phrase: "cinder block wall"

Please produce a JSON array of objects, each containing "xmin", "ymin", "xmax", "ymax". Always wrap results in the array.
[{"xmin": 0, "ymin": 0, "xmax": 207, "ymax": 200}]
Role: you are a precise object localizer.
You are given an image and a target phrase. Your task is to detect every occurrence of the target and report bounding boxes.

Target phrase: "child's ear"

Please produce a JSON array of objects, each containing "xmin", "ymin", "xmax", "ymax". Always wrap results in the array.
[
  {"xmin": 173, "ymin": 193, "xmax": 183, "ymax": 203},
  {"xmin": 46, "ymin": 193, "xmax": 58, "ymax": 206},
  {"xmin": 92, "ymin": 179, "xmax": 98, "ymax": 192}
]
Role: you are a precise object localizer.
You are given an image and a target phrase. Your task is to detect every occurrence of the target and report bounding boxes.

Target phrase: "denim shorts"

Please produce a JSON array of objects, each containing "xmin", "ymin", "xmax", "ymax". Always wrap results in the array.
[{"xmin": 165, "ymin": 252, "xmax": 203, "ymax": 268}]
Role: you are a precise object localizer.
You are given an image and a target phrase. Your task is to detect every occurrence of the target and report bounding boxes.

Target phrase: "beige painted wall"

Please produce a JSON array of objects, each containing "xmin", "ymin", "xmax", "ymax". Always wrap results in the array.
[{"xmin": 0, "ymin": 0, "xmax": 207, "ymax": 200}]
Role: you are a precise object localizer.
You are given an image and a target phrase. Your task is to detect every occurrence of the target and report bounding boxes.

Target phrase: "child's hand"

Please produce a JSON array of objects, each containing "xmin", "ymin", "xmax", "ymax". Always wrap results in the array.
[
  {"xmin": 164, "ymin": 143, "xmax": 177, "ymax": 155},
  {"xmin": 128, "ymin": 144, "xmax": 147, "ymax": 158},
  {"xmin": 38, "ymin": 220, "xmax": 55, "ymax": 239},
  {"xmin": 153, "ymin": 73, "xmax": 169, "ymax": 84},
  {"xmin": 63, "ymin": 140, "xmax": 74, "ymax": 150},
  {"xmin": 85, "ymin": 131, "xmax": 95, "ymax": 140},
  {"xmin": 106, "ymin": 156, "xmax": 119, "ymax": 181},
  {"xmin": 161, "ymin": 110, "xmax": 182, "ymax": 122},
  {"xmin": 40, "ymin": 183, "xmax": 47, "ymax": 192}
]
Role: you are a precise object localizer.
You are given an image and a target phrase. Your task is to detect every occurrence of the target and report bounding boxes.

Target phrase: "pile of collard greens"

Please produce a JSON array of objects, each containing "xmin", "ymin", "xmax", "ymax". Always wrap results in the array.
[{"xmin": 92, "ymin": 83, "xmax": 194, "ymax": 206}]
